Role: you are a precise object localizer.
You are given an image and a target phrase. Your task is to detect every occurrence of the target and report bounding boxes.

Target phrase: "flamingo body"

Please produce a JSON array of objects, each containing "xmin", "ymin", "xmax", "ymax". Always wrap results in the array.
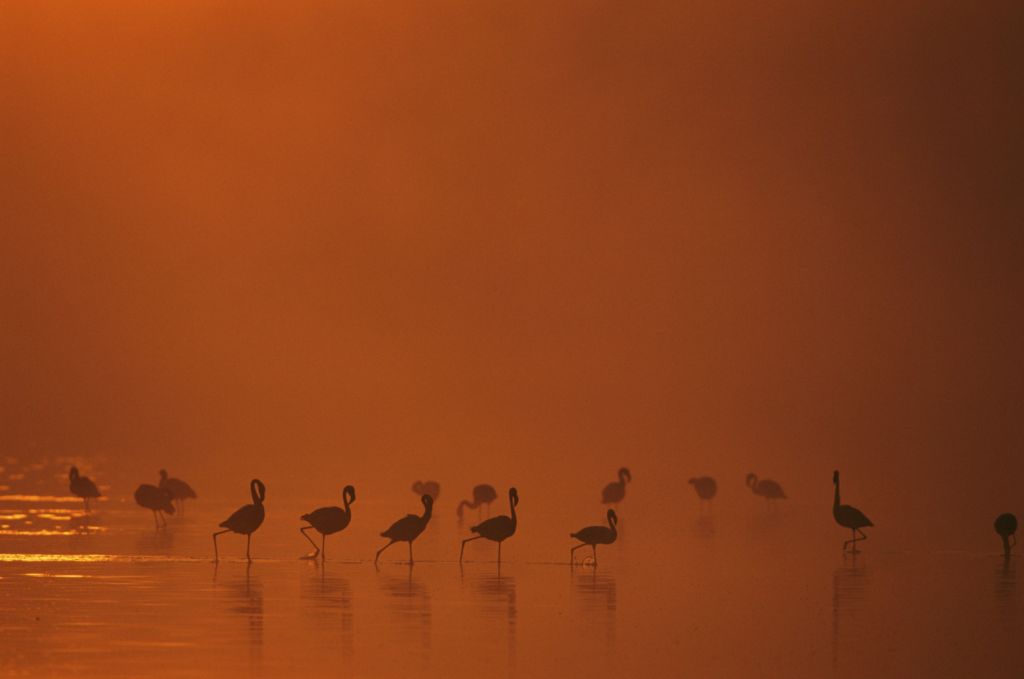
[
  {"xmin": 159, "ymin": 469, "xmax": 197, "ymax": 500},
  {"xmin": 688, "ymin": 476, "xmax": 717, "ymax": 500},
  {"xmin": 135, "ymin": 483, "xmax": 175, "ymax": 528},
  {"xmin": 460, "ymin": 488, "xmax": 519, "ymax": 563},
  {"xmin": 376, "ymin": 494, "xmax": 433, "ymax": 564},
  {"xmin": 746, "ymin": 473, "xmax": 786, "ymax": 500},
  {"xmin": 300, "ymin": 486, "xmax": 355, "ymax": 560},
  {"xmin": 69, "ymin": 467, "xmax": 101, "ymax": 511},
  {"xmin": 832, "ymin": 470, "xmax": 872, "ymax": 551},
  {"xmin": 457, "ymin": 484, "xmax": 498, "ymax": 518},
  {"xmin": 213, "ymin": 479, "xmax": 266, "ymax": 561},
  {"xmin": 995, "ymin": 513, "xmax": 1017, "ymax": 556},
  {"xmin": 601, "ymin": 468, "xmax": 632, "ymax": 504}
]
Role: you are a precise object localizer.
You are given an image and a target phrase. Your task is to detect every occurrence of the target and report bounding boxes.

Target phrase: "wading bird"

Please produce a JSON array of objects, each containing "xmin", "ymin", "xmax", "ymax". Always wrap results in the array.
[
  {"xmin": 746, "ymin": 473, "xmax": 786, "ymax": 501},
  {"xmin": 460, "ymin": 487, "xmax": 519, "ymax": 563},
  {"xmin": 832, "ymin": 470, "xmax": 873, "ymax": 552},
  {"xmin": 601, "ymin": 468, "xmax": 631, "ymax": 505},
  {"xmin": 213, "ymin": 479, "xmax": 266, "ymax": 562},
  {"xmin": 457, "ymin": 484, "xmax": 498, "ymax": 521},
  {"xmin": 300, "ymin": 485, "xmax": 356, "ymax": 560},
  {"xmin": 135, "ymin": 483, "xmax": 175, "ymax": 529},
  {"xmin": 688, "ymin": 477, "xmax": 717, "ymax": 503},
  {"xmin": 376, "ymin": 494, "xmax": 433, "ymax": 565},
  {"xmin": 412, "ymin": 480, "xmax": 440, "ymax": 501},
  {"xmin": 994, "ymin": 513, "xmax": 1017, "ymax": 557},
  {"xmin": 69, "ymin": 467, "xmax": 101, "ymax": 512},
  {"xmin": 570, "ymin": 508, "xmax": 618, "ymax": 566},
  {"xmin": 158, "ymin": 469, "xmax": 197, "ymax": 515}
]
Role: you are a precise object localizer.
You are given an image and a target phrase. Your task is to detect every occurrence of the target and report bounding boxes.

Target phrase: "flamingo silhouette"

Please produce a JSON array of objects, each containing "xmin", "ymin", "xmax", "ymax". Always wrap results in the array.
[
  {"xmin": 688, "ymin": 477, "xmax": 717, "ymax": 503},
  {"xmin": 460, "ymin": 487, "xmax": 519, "ymax": 563},
  {"xmin": 300, "ymin": 485, "xmax": 356, "ymax": 561},
  {"xmin": 376, "ymin": 494, "xmax": 433, "ymax": 565},
  {"xmin": 213, "ymin": 479, "xmax": 266, "ymax": 562},
  {"xmin": 746, "ymin": 473, "xmax": 786, "ymax": 501},
  {"xmin": 995, "ymin": 513, "xmax": 1017, "ymax": 557},
  {"xmin": 570, "ymin": 509, "xmax": 618, "ymax": 566},
  {"xmin": 601, "ymin": 468, "xmax": 631, "ymax": 505},
  {"xmin": 412, "ymin": 480, "xmax": 440, "ymax": 500},
  {"xmin": 135, "ymin": 484, "xmax": 175, "ymax": 529},
  {"xmin": 158, "ymin": 469, "xmax": 197, "ymax": 515},
  {"xmin": 457, "ymin": 484, "xmax": 498, "ymax": 521},
  {"xmin": 69, "ymin": 467, "xmax": 101, "ymax": 512},
  {"xmin": 832, "ymin": 471, "xmax": 873, "ymax": 552}
]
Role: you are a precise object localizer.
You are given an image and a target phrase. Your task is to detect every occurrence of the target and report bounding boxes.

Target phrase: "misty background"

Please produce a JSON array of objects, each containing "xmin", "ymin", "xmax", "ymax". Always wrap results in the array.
[{"xmin": 2, "ymin": 2, "xmax": 1023, "ymax": 549}]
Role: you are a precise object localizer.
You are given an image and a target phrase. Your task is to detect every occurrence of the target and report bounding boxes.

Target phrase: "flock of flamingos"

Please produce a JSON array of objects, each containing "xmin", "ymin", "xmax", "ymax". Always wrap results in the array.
[{"xmin": 66, "ymin": 466, "xmax": 1019, "ymax": 563}]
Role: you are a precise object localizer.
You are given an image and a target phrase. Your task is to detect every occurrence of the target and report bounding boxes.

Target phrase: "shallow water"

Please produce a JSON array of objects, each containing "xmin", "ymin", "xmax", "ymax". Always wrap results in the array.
[{"xmin": 0, "ymin": 461, "xmax": 1021, "ymax": 678}]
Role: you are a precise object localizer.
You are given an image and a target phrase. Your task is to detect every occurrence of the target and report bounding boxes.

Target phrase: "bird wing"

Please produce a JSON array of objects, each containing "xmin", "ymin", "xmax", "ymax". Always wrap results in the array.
[
  {"xmin": 836, "ymin": 504, "xmax": 873, "ymax": 528},
  {"xmin": 78, "ymin": 478, "xmax": 101, "ymax": 497},
  {"xmin": 471, "ymin": 515, "xmax": 513, "ymax": 538},
  {"xmin": 382, "ymin": 514, "xmax": 419, "ymax": 538},
  {"xmin": 303, "ymin": 506, "xmax": 343, "ymax": 529},
  {"xmin": 220, "ymin": 504, "xmax": 258, "ymax": 530}
]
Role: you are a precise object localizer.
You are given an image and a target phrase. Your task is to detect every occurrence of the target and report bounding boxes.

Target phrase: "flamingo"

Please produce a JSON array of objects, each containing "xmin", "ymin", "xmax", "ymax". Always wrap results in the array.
[
  {"xmin": 457, "ymin": 484, "xmax": 498, "ymax": 520},
  {"xmin": 376, "ymin": 494, "xmax": 433, "ymax": 565},
  {"xmin": 69, "ymin": 466, "xmax": 101, "ymax": 512},
  {"xmin": 412, "ymin": 480, "xmax": 440, "ymax": 500},
  {"xmin": 688, "ymin": 477, "xmax": 717, "ymax": 503},
  {"xmin": 460, "ymin": 487, "xmax": 519, "ymax": 563},
  {"xmin": 135, "ymin": 483, "xmax": 175, "ymax": 529},
  {"xmin": 570, "ymin": 508, "xmax": 618, "ymax": 565},
  {"xmin": 832, "ymin": 470, "xmax": 873, "ymax": 552},
  {"xmin": 601, "ymin": 468, "xmax": 631, "ymax": 505},
  {"xmin": 300, "ymin": 485, "xmax": 356, "ymax": 561},
  {"xmin": 746, "ymin": 473, "xmax": 786, "ymax": 501},
  {"xmin": 158, "ymin": 469, "xmax": 197, "ymax": 515},
  {"xmin": 994, "ymin": 513, "xmax": 1017, "ymax": 557},
  {"xmin": 213, "ymin": 479, "xmax": 266, "ymax": 562}
]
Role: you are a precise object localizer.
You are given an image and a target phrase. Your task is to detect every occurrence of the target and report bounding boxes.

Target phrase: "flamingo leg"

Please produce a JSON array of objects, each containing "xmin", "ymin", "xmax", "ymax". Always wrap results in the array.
[
  {"xmin": 592, "ymin": 544, "xmax": 598, "ymax": 566},
  {"xmin": 408, "ymin": 541, "xmax": 414, "ymax": 565},
  {"xmin": 571, "ymin": 543, "xmax": 588, "ymax": 565},
  {"xmin": 460, "ymin": 535, "xmax": 482, "ymax": 563},
  {"xmin": 212, "ymin": 528, "xmax": 230, "ymax": 561},
  {"xmin": 152, "ymin": 510, "xmax": 159, "ymax": 530},
  {"xmin": 321, "ymin": 533, "xmax": 326, "ymax": 561},
  {"xmin": 246, "ymin": 533, "xmax": 252, "ymax": 562},
  {"xmin": 375, "ymin": 540, "xmax": 396, "ymax": 566},
  {"xmin": 498, "ymin": 541, "xmax": 502, "ymax": 564},
  {"xmin": 300, "ymin": 526, "xmax": 320, "ymax": 558}
]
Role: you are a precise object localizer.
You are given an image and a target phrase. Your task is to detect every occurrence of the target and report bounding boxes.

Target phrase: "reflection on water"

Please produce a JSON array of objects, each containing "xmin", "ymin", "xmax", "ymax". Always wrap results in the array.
[
  {"xmin": 463, "ymin": 566, "xmax": 518, "ymax": 670},
  {"xmin": 832, "ymin": 554, "xmax": 868, "ymax": 672},
  {"xmin": 995, "ymin": 556, "xmax": 1016, "ymax": 625},
  {"xmin": 215, "ymin": 563, "xmax": 264, "ymax": 668},
  {"xmin": 573, "ymin": 568, "xmax": 617, "ymax": 649},
  {"xmin": 379, "ymin": 565, "xmax": 432, "ymax": 664},
  {"xmin": 301, "ymin": 561, "xmax": 354, "ymax": 660},
  {"xmin": 692, "ymin": 514, "xmax": 715, "ymax": 539}
]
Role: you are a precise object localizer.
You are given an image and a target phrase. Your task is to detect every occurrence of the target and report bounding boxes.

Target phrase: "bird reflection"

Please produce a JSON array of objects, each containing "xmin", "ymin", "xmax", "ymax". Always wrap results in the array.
[
  {"xmin": 215, "ymin": 562, "xmax": 264, "ymax": 668},
  {"xmin": 994, "ymin": 555, "xmax": 1016, "ymax": 623},
  {"xmin": 831, "ymin": 555, "xmax": 868, "ymax": 671},
  {"xmin": 462, "ymin": 566, "xmax": 518, "ymax": 670},
  {"xmin": 692, "ymin": 514, "xmax": 715, "ymax": 539},
  {"xmin": 379, "ymin": 565, "xmax": 432, "ymax": 662},
  {"xmin": 572, "ymin": 568, "xmax": 617, "ymax": 648},
  {"xmin": 301, "ymin": 561, "xmax": 354, "ymax": 661}
]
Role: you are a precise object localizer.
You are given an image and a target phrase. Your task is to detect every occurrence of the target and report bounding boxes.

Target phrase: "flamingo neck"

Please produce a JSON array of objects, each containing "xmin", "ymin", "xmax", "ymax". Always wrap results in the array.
[
  {"xmin": 509, "ymin": 498, "xmax": 517, "ymax": 526},
  {"xmin": 833, "ymin": 478, "xmax": 840, "ymax": 509},
  {"xmin": 422, "ymin": 502, "xmax": 432, "ymax": 522}
]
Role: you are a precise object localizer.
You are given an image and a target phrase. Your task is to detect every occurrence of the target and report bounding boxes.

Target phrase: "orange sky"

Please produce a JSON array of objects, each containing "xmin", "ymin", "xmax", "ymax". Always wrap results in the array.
[{"xmin": 2, "ymin": 2, "xmax": 1023, "ymax": 537}]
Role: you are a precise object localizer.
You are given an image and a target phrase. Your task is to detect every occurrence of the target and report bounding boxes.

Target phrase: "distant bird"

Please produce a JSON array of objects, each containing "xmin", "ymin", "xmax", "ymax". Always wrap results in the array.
[
  {"xmin": 460, "ymin": 487, "xmax": 519, "ymax": 563},
  {"xmin": 213, "ymin": 479, "xmax": 266, "ymax": 562},
  {"xmin": 688, "ymin": 477, "xmax": 717, "ymax": 503},
  {"xmin": 69, "ymin": 467, "xmax": 101, "ymax": 512},
  {"xmin": 158, "ymin": 469, "xmax": 197, "ymax": 515},
  {"xmin": 135, "ymin": 483, "xmax": 175, "ymax": 529},
  {"xmin": 412, "ymin": 480, "xmax": 440, "ymax": 501},
  {"xmin": 570, "ymin": 508, "xmax": 618, "ymax": 565},
  {"xmin": 376, "ymin": 494, "xmax": 433, "ymax": 565},
  {"xmin": 746, "ymin": 473, "xmax": 786, "ymax": 501},
  {"xmin": 994, "ymin": 513, "xmax": 1017, "ymax": 557},
  {"xmin": 832, "ymin": 470, "xmax": 873, "ymax": 552},
  {"xmin": 457, "ymin": 484, "xmax": 498, "ymax": 520},
  {"xmin": 601, "ymin": 468, "xmax": 632, "ymax": 505},
  {"xmin": 300, "ymin": 485, "xmax": 356, "ymax": 561}
]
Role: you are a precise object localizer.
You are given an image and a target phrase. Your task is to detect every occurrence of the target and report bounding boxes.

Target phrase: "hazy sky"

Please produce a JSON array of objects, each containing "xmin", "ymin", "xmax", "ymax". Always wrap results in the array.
[{"xmin": 2, "ymin": 2, "xmax": 1023, "ymax": 533}]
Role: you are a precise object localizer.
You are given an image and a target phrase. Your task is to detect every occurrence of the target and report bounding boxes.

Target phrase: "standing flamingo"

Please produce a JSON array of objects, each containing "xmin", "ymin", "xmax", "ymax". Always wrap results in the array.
[
  {"xmin": 412, "ymin": 480, "xmax": 440, "ymax": 501},
  {"xmin": 688, "ymin": 477, "xmax": 717, "ymax": 504},
  {"xmin": 832, "ymin": 470, "xmax": 873, "ymax": 552},
  {"xmin": 601, "ymin": 468, "xmax": 631, "ymax": 505},
  {"xmin": 135, "ymin": 484, "xmax": 176, "ymax": 529},
  {"xmin": 570, "ymin": 509, "xmax": 618, "ymax": 565},
  {"xmin": 69, "ymin": 467, "xmax": 101, "ymax": 512},
  {"xmin": 457, "ymin": 484, "xmax": 498, "ymax": 521},
  {"xmin": 746, "ymin": 473, "xmax": 786, "ymax": 501},
  {"xmin": 460, "ymin": 487, "xmax": 519, "ymax": 563},
  {"xmin": 300, "ymin": 485, "xmax": 356, "ymax": 561},
  {"xmin": 158, "ymin": 469, "xmax": 197, "ymax": 515},
  {"xmin": 213, "ymin": 479, "xmax": 266, "ymax": 562},
  {"xmin": 994, "ymin": 513, "xmax": 1017, "ymax": 557},
  {"xmin": 376, "ymin": 494, "xmax": 433, "ymax": 565}
]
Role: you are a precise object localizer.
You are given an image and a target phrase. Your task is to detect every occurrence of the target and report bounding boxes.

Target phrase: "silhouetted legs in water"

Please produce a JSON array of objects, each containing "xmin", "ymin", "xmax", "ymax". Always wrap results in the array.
[
  {"xmin": 571, "ymin": 543, "xmax": 599, "ymax": 566},
  {"xmin": 151, "ymin": 510, "xmax": 168, "ymax": 530},
  {"xmin": 375, "ymin": 540, "xmax": 415, "ymax": 566},
  {"xmin": 843, "ymin": 527, "xmax": 868, "ymax": 553},
  {"xmin": 213, "ymin": 529, "xmax": 254, "ymax": 562},
  {"xmin": 460, "ymin": 536, "xmax": 507, "ymax": 563},
  {"xmin": 300, "ymin": 526, "xmax": 325, "ymax": 560}
]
